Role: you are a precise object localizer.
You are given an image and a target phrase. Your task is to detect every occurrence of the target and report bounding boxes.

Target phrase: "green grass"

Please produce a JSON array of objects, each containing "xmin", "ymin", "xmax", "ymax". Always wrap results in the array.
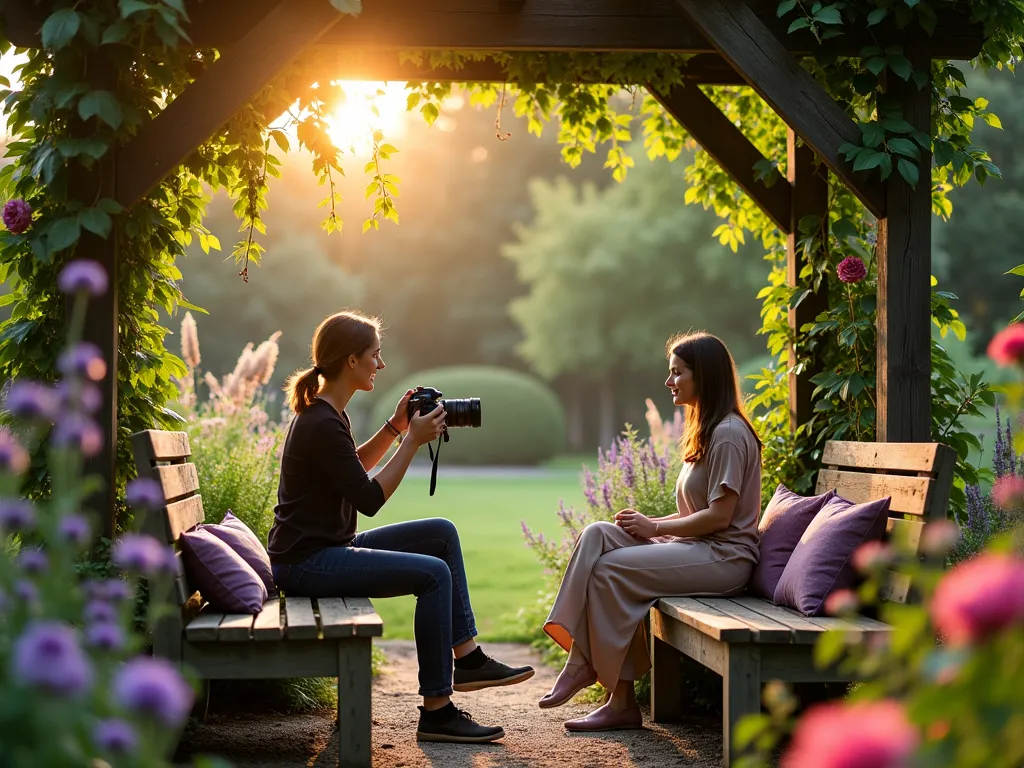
[{"xmin": 361, "ymin": 471, "xmax": 586, "ymax": 641}]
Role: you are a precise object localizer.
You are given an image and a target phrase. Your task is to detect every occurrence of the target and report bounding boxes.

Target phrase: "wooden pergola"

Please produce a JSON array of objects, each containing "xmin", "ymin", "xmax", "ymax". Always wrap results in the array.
[{"xmin": 1, "ymin": 0, "xmax": 981, "ymax": 536}]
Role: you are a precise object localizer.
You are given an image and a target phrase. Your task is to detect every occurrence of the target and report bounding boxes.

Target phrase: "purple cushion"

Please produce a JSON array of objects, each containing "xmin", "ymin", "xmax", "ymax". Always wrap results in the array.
[
  {"xmin": 773, "ymin": 494, "xmax": 891, "ymax": 616},
  {"xmin": 179, "ymin": 527, "xmax": 268, "ymax": 615},
  {"xmin": 201, "ymin": 511, "xmax": 276, "ymax": 596},
  {"xmin": 748, "ymin": 484, "xmax": 836, "ymax": 599}
]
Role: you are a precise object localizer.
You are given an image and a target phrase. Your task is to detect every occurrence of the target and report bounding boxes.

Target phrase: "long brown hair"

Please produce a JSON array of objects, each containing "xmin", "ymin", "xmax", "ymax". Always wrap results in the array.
[
  {"xmin": 667, "ymin": 331, "xmax": 761, "ymax": 464},
  {"xmin": 285, "ymin": 310, "xmax": 381, "ymax": 414}
]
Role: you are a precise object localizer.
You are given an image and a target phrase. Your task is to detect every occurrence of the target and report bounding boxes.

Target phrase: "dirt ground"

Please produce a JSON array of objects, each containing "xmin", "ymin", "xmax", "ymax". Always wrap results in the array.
[{"xmin": 175, "ymin": 640, "xmax": 722, "ymax": 768}]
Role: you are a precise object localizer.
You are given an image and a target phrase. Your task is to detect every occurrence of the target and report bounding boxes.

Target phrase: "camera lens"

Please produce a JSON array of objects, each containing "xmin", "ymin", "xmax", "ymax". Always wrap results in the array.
[{"xmin": 440, "ymin": 398, "xmax": 481, "ymax": 428}]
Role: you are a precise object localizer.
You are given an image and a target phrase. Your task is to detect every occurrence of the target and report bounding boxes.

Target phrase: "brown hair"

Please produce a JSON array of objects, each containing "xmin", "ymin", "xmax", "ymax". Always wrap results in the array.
[
  {"xmin": 667, "ymin": 331, "xmax": 761, "ymax": 464},
  {"xmin": 285, "ymin": 310, "xmax": 381, "ymax": 414}
]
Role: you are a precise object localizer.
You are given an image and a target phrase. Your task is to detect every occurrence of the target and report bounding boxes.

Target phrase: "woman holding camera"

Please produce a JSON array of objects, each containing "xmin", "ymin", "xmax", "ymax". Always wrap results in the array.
[
  {"xmin": 538, "ymin": 331, "xmax": 762, "ymax": 731},
  {"xmin": 268, "ymin": 310, "xmax": 533, "ymax": 744}
]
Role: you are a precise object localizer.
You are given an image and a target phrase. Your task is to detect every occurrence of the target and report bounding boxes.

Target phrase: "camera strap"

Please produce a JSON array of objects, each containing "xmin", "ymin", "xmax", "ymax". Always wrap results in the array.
[{"xmin": 427, "ymin": 429, "xmax": 449, "ymax": 497}]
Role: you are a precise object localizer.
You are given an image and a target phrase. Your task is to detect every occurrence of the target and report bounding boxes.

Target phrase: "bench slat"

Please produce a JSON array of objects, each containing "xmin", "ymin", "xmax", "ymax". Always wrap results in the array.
[
  {"xmin": 154, "ymin": 463, "xmax": 200, "ymax": 504},
  {"xmin": 816, "ymin": 469, "xmax": 931, "ymax": 516},
  {"xmin": 697, "ymin": 598, "xmax": 793, "ymax": 643},
  {"xmin": 794, "ymin": 609, "xmax": 891, "ymax": 634},
  {"xmin": 141, "ymin": 430, "xmax": 192, "ymax": 462},
  {"xmin": 345, "ymin": 597, "xmax": 384, "ymax": 637},
  {"xmin": 821, "ymin": 441, "xmax": 941, "ymax": 473},
  {"xmin": 317, "ymin": 597, "xmax": 357, "ymax": 638},
  {"xmin": 217, "ymin": 614, "xmax": 255, "ymax": 641},
  {"xmin": 186, "ymin": 610, "xmax": 224, "ymax": 641},
  {"xmin": 284, "ymin": 596, "xmax": 319, "ymax": 640},
  {"xmin": 252, "ymin": 598, "xmax": 284, "ymax": 641},
  {"xmin": 656, "ymin": 597, "xmax": 751, "ymax": 642},
  {"xmin": 729, "ymin": 597, "xmax": 823, "ymax": 643},
  {"xmin": 162, "ymin": 495, "xmax": 205, "ymax": 541}
]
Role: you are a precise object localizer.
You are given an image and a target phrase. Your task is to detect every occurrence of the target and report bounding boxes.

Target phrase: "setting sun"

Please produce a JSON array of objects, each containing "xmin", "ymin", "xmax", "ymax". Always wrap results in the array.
[{"xmin": 324, "ymin": 80, "xmax": 410, "ymax": 156}]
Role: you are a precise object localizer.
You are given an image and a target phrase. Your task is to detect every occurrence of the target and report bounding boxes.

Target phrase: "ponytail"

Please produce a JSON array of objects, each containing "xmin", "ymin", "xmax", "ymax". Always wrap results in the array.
[{"xmin": 285, "ymin": 367, "xmax": 321, "ymax": 414}]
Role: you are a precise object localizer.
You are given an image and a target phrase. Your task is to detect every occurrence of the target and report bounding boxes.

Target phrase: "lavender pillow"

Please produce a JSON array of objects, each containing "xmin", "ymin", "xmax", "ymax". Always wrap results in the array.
[
  {"xmin": 201, "ymin": 511, "xmax": 276, "ymax": 596},
  {"xmin": 179, "ymin": 527, "xmax": 268, "ymax": 615},
  {"xmin": 748, "ymin": 484, "xmax": 836, "ymax": 599},
  {"xmin": 773, "ymin": 494, "xmax": 891, "ymax": 616}
]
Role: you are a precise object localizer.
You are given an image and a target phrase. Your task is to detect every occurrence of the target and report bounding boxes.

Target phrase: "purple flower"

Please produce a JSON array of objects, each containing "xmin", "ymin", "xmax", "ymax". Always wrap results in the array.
[
  {"xmin": 14, "ymin": 579, "xmax": 37, "ymax": 603},
  {"xmin": 0, "ymin": 497, "xmax": 35, "ymax": 531},
  {"xmin": 57, "ymin": 342, "xmax": 107, "ymax": 382},
  {"xmin": 59, "ymin": 513, "xmax": 92, "ymax": 546},
  {"xmin": 84, "ymin": 599, "xmax": 118, "ymax": 623},
  {"xmin": 86, "ymin": 622, "xmax": 125, "ymax": 652},
  {"xmin": 11, "ymin": 621, "xmax": 93, "ymax": 697},
  {"xmin": 17, "ymin": 547, "xmax": 48, "ymax": 574},
  {"xmin": 126, "ymin": 478, "xmax": 165, "ymax": 511},
  {"xmin": 3, "ymin": 198, "xmax": 32, "ymax": 234},
  {"xmin": 52, "ymin": 413, "xmax": 104, "ymax": 457},
  {"xmin": 93, "ymin": 718, "xmax": 137, "ymax": 755},
  {"xmin": 837, "ymin": 256, "xmax": 868, "ymax": 284},
  {"xmin": 3, "ymin": 381, "xmax": 58, "ymax": 421},
  {"xmin": 0, "ymin": 430, "xmax": 30, "ymax": 475},
  {"xmin": 620, "ymin": 440, "xmax": 635, "ymax": 488},
  {"xmin": 85, "ymin": 578, "xmax": 134, "ymax": 602},
  {"xmin": 58, "ymin": 259, "xmax": 108, "ymax": 297},
  {"xmin": 601, "ymin": 481, "xmax": 613, "ymax": 513},
  {"xmin": 56, "ymin": 380, "xmax": 102, "ymax": 414},
  {"xmin": 112, "ymin": 533, "xmax": 169, "ymax": 576},
  {"xmin": 112, "ymin": 657, "xmax": 193, "ymax": 727}
]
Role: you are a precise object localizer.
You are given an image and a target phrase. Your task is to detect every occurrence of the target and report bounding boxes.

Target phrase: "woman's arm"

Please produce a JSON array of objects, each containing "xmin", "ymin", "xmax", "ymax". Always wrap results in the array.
[
  {"xmin": 615, "ymin": 491, "xmax": 738, "ymax": 539},
  {"xmin": 356, "ymin": 424, "xmax": 400, "ymax": 472},
  {"xmin": 372, "ymin": 405, "xmax": 446, "ymax": 500}
]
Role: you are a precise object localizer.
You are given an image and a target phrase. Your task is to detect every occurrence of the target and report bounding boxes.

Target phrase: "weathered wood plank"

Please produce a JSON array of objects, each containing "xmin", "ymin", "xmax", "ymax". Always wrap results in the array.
[
  {"xmin": 723, "ymin": 644, "xmax": 761, "ymax": 767},
  {"xmin": 116, "ymin": 0, "xmax": 345, "ymax": 208},
  {"xmin": 163, "ymin": 495, "xmax": 206, "ymax": 540},
  {"xmin": 337, "ymin": 639, "xmax": 373, "ymax": 768},
  {"xmin": 651, "ymin": 606, "xmax": 727, "ymax": 675},
  {"xmin": 887, "ymin": 517, "xmax": 925, "ymax": 552},
  {"xmin": 650, "ymin": 634, "xmax": 684, "ymax": 722},
  {"xmin": 150, "ymin": 577, "xmax": 186, "ymax": 664},
  {"xmin": 675, "ymin": 0, "xmax": 886, "ymax": 218},
  {"xmin": 729, "ymin": 597, "xmax": 822, "ymax": 644},
  {"xmin": 759, "ymin": 644, "xmax": 855, "ymax": 682},
  {"xmin": 650, "ymin": 82, "xmax": 791, "ymax": 233},
  {"xmin": 284, "ymin": 597, "xmax": 320, "ymax": 640},
  {"xmin": 217, "ymin": 614, "xmax": 255, "ymax": 641},
  {"xmin": 798, "ymin": 611, "xmax": 891, "ymax": 635},
  {"xmin": 252, "ymin": 598, "xmax": 285, "ymax": 641},
  {"xmin": 816, "ymin": 469, "xmax": 931, "ymax": 516},
  {"xmin": 183, "ymin": 638, "xmax": 338, "ymax": 678},
  {"xmin": 343, "ymin": 597, "xmax": 384, "ymax": 638},
  {"xmin": 820, "ymin": 441, "xmax": 941, "ymax": 474},
  {"xmin": 657, "ymin": 597, "xmax": 751, "ymax": 642},
  {"xmin": 881, "ymin": 571, "xmax": 912, "ymax": 604},
  {"xmin": 185, "ymin": 611, "xmax": 224, "ymax": 642},
  {"xmin": 144, "ymin": 430, "xmax": 192, "ymax": 463},
  {"xmin": 698, "ymin": 598, "xmax": 793, "ymax": 643},
  {"xmin": 154, "ymin": 464, "xmax": 200, "ymax": 504},
  {"xmin": 317, "ymin": 598, "xmax": 357, "ymax": 638}
]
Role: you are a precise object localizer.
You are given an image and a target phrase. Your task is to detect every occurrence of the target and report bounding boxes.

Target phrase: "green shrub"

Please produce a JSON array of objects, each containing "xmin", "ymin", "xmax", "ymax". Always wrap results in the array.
[{"xmin": 372, "ymin": 366, "xmax": 566, "ymax": 465}]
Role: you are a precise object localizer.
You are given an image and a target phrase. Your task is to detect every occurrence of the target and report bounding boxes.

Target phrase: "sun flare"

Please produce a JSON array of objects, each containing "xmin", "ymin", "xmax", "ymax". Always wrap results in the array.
[{"xmin": 324, "ymin": 81, "xmax": 409, "ymax": 156}]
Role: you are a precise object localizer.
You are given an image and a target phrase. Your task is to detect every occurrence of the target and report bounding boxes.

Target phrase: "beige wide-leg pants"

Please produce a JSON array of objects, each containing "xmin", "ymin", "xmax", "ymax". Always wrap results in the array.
[{"xmin": 544, "ymin": 521, "xmax": 755, "ymax": 687}]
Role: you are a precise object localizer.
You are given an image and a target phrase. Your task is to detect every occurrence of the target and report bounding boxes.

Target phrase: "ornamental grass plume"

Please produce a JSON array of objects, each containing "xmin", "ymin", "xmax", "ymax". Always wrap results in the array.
[
  {"xmin": 931, "ymin": 552, "xmax": 1024, "ymax": 646},
  {"xmin": 987, "ymin": 323, "xmax": 1024, "ymax": 367},
  {"xmin": 180, "ymin": 311, "xmax": 201, "ymax": 370},
  {"xmin": 783, "ymin": 699, "xmax": 918, "ymax": 768}
]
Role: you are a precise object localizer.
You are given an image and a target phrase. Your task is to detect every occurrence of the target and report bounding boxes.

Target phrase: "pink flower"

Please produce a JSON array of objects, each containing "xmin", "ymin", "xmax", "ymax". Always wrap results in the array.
[
  {"xmin": 987, "ymin": 324, "xmax": 1024, "ymax": 367},
  {"xmin": 852, "ymin": 540, "xmax": 893, "ymax": 572},
  {"xmin": 920, "ymin": 520, "xmax": 960, "ymax": 557},
  {"xmin": 837, "ymin": 256, "xmax": 868, "ymax": 284},
  {"xmin": 992, "ymin": 476, "xmax": 1024, "ymax": 511},
  {"xmin": 783, "ymin": 699, "xmax": 918, "ymax": 768},
  {"xmin": 0, "ymin": 429, "xmax": 30, "ymax": 475},
  {"xmin": 824, "ymin": 589, "xmax": 859, "ymax": 616},
  {"xmin": 3, "ymin": 199, "xmax": 32, "ymax": 234},
  {"xmin": 931, "ymin": 552, "xmax": 1024, "ymax": 646}
]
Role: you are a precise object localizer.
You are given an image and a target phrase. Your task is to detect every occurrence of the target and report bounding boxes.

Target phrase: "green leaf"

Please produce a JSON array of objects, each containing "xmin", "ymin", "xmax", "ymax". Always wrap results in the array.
[
  {"xmin": 788, "ymin": 17, "xmax": 810, "ymax": 32},
  {"xmin": 96, "ymin": 198, "xmax": 124, "ymax": 215},
  {"xmin": 887, "ymin": 137, "xmax": 920, "ymax": 158},
  {"xmin": 813, "ymin": 6, "xmax": 842, "ymax": 24},
  {"xmin": 1005, "ymin": 265, "xmax": 1024, "ymax": 278},
  {"xmin": 881, "ymin": 117, "xmax": 914, "ymax": 134},
  {"xmin": 41, "ymin": 8, "xmax": 81, "ymax": 50},
  {"xmin": 47, "ymin": 217, "xmax": 82, "ymax": 253},
  {"xmin": 865, "ymin": 57, "xmax": 886, "ymax": 76},
  {"xmin": 420, "ymin": 102, "xmax": 439, "ymax": 125},
  {"xmin": 79, "ymin": 208, "xmax": 112, "ymax": 238},
  {"xmin": 888, "ymin": 54, "xmax": 913, "ymax": 81},
  {"xmin": 933, "ymin": 140, "xmax": 954, "ymax": 167},
  {"xmin": 853, "ymin": 150, "xmax": 885, "ymax": 172},
  {"xmin": 78, "ymin": 90, "xmax": 123, "ymax": 129},
  {"xmin": 859, "ymin": 122, "xmax": 884, "ymax": 148},
  {"xmin": 119, "ymin": 0, "xmax": 151, "ymax": 17},
  {"xmin": 101, "ymin": 20, "xmax": 131, "ymax": 44},
  {"xmin": 897, "ymin": 157, "xmax": 919, "ymax": 187},
  {"xmin": 777, "ymin": 0, "xmax": 798, "ymax": 15},
  {"xmin": 866, "ymin": 7, "xmax": 888, "ymax": 25}
]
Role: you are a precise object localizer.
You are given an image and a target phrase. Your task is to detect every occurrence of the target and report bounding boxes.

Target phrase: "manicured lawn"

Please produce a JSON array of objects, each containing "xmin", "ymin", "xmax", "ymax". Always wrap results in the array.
[{"xmin": 361, "ymin": 471, "xmax": 586, "ymax": 641}]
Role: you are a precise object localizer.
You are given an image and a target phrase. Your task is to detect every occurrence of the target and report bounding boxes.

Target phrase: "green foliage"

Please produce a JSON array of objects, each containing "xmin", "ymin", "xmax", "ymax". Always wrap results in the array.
[{"xmin": 372, "ymin": 366, "xmax": 566, "ymax": 465}]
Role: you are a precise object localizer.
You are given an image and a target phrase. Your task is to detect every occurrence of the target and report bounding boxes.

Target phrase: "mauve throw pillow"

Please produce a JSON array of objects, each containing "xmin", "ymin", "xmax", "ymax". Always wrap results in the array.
[
  {"xmin": 773, "ymin": 494, "xmax": 892, "ymax": 616},
  {"xmin": 748, "ymin": 484, "xmax": 836, "ymax": 599},
  {"xmin": 201, "ymin": 511, "xmax": 276, "ymax": 596},
  {"xmin": 179, "ymin": 527, "xmax": 268, "ymax": 615}
]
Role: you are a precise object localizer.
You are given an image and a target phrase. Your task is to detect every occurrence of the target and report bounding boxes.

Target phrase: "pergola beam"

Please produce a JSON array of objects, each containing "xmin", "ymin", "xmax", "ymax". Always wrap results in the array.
[
  {"xmin": 676, "ymin": 0, "xmax": 887, "ymax": 219},
  {"xmin": 115, "ymin": 0, "xmax": 345, "ymax": 209},
  {"xmin": 650, "ymin": 82, "xmax": 791, "ymax": 233}
]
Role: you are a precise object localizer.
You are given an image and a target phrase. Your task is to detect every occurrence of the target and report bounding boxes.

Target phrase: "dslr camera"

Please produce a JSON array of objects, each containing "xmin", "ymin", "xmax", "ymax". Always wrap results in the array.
[{"xmin": 406, "ymin": 387, "xmax": 481, "ymax": 496}]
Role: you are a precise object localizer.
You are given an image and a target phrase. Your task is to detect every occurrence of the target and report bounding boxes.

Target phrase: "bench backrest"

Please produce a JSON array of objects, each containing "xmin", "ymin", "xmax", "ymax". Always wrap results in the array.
[
  {"xmin": 129, "ymin": 429, "xmax": 205, "ymax": 657},
  {"xmin": 813, "ymin": 440, "xmax": 956, "ymax": 603}
]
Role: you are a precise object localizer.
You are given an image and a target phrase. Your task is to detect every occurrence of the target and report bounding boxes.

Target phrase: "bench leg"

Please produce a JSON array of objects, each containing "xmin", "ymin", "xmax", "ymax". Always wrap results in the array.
[
  {"xmin": 337, "ymin": 638, "xmax": 373, "ymax": 768},
  {"xmin": 722, "ymin": 644, "xmax": 761, "ymax": 768},
  {"xmin": 651, "ymin": 635, "xmax": 683, "ymax": 723}
]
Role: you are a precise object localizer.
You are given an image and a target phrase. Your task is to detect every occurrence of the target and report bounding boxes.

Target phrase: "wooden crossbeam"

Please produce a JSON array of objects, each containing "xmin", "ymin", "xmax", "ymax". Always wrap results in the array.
[
  {"xmin": 676, "ymin": 0, "xmax": 887, "ymax": 219},
  {"xmin": 0, "ymin": 0, "xmax": 983, "ymax": 59},
  {"xmin": 650, "ymin": 82, "xmax": 791, "ymax": 233},
  {"xmin": 114, "ymin": 0, "xmax": 344, "ymax": 208}
]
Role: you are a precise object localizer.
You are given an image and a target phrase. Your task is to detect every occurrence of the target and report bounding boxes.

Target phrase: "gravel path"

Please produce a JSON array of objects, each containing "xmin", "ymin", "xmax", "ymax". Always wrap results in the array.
[{"xmin": 176, "ymin": 641, "xmax": 721, "ymax": 767}]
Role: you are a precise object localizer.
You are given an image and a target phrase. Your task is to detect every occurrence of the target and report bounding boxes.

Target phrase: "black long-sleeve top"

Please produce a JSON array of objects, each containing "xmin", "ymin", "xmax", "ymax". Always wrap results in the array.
[{"xmin": 267, "ymin": 399, "xmax": 386, "ymax": 565}]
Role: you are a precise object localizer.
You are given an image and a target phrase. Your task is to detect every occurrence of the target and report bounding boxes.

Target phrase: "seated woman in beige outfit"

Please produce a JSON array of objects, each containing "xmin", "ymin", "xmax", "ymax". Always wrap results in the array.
[{"xmin": 538, "ymin": 331, "xmax": 762, "ymax": 731}]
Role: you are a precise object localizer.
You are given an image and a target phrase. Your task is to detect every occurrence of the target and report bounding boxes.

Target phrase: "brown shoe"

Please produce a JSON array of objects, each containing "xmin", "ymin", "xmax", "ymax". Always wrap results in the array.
[
  {"xmin": 538, "ymin": 663, "xmax": 598, "ymax": 709},
  {"xmin": 564, "ymin": 702, "xmax": 643, "ymax": 732}
]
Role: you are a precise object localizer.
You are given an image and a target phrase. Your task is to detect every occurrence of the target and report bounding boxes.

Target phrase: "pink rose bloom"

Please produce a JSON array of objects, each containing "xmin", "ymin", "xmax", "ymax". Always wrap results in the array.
[
  {"xmin": 837, "ymin": 256, "xmax": 868, "ymax": 284},
  {"xmin": 784, "ymin": 699, "xmax": 918, "ymax": 768},
  {"xmin": 852, "ymin": 540, "xmax": 893, "ymax": 572},
  {"xmin": 2, "ymin": 199, "xmax": 32, "ymax": 234},
  {"xmin": 824, "ymin": 589, "xmax": 859, "ymax": 616},
  {"xmin": 992, "ymin": 476, "xmax": 1024, "ymax": 511},
  {"xmin": 920, "ymin": 520, "xmax": 961, "ymax": 557},
  {"xmin": 987, "ymin": 324, "xmax": 1024, "ymax": 367},
  {"xmin": 931, "ymin": 552, "xmax": 1024, "ymax": 646}
]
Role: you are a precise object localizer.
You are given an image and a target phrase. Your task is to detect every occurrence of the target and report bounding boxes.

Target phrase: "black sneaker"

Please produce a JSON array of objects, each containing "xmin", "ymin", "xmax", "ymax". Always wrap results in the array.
[
  {"xmin": 453, "ymin": 655, "xmax": 535, "ymax": 692},
  {"xmin": 416, "ymin": 704, "xmax": 505, "ymax": 743}
]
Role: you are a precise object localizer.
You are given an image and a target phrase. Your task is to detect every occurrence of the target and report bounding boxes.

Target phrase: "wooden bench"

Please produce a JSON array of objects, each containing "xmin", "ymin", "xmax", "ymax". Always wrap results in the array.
[
  {"xmin": 649, "ymin": 440, "xmax": 956, "ymax": 766},
  {"xmin": 130, "ymin": 428, "xmax": 382, "ymax": 768}
]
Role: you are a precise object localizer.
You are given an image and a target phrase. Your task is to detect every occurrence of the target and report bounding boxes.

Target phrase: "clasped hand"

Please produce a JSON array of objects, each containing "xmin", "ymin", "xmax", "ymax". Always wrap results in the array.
[
  {"xmin": 389, "ymin": 388, "xmax": 446, "ymax": 447},
  {"xmin": 614, "ymin": 508, "xmax": 658, "ymax": 539}
]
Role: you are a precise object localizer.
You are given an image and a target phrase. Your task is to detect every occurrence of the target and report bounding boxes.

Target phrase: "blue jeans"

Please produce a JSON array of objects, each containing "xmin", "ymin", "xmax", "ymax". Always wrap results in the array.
[{"xmin": 271, "ymin": 518, "xmax": 477, "ymax": 697}]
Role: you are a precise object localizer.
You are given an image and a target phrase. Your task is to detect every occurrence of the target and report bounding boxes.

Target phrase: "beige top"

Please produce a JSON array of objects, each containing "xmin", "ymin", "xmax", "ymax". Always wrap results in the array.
[{"xmin": 674, "ymin": 413, "xmax": 761, "ymax": 561}]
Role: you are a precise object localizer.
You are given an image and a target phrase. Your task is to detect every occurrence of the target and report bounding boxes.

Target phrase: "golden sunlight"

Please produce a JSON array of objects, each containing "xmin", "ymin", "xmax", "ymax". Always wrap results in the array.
[{"xmin": 325, "ymin": 81, "xmax": 410, "ymax": 156}]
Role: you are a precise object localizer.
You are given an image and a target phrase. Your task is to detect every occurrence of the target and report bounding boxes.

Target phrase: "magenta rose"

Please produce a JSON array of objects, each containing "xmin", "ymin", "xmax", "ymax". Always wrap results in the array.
[
  {"xmin": 988, "ymin": 324, "xmax": 1024, "ymax": 367},
  {"xmin": 784, "ymin": 699, "xmax": 918, "ymax": 768},
  {"xmin": 837, "ymin": 256, "xmax": 868, "ymax": 284},
  {"xmin": 931, "ymin": 552, "xmax": 1024, "ymax": 646}
]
